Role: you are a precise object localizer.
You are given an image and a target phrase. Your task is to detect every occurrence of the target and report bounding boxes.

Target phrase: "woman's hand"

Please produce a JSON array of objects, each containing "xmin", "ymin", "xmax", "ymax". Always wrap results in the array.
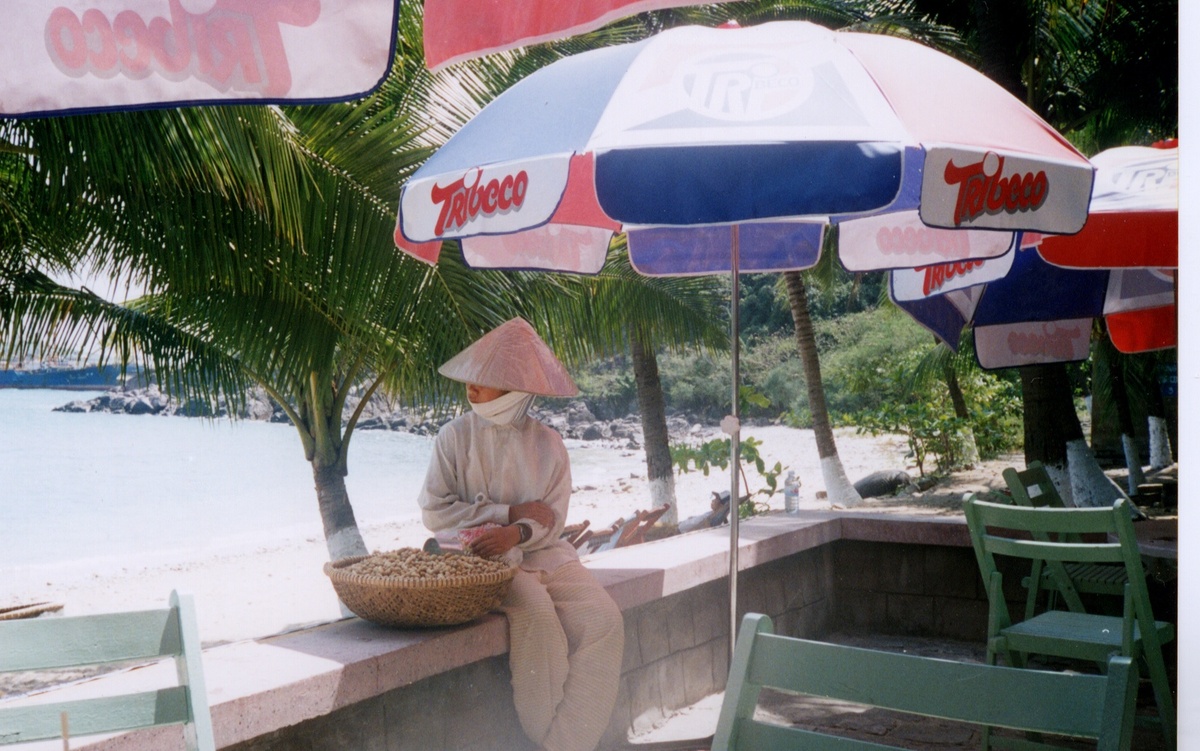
[
  {"xmin": 468, "ymin": 525, "xmax": 521, "ymax": 559},
  {"xmin": 508, "ymin": 500, "xmax": 555, "ymax": 527}
]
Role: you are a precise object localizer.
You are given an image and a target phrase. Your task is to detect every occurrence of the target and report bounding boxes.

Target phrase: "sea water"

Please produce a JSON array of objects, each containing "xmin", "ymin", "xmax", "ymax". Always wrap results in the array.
[
  {"xmin": 0, "ymin": 389, "xmax": 636, "ymax": 576},
  {"xmin": 0, "ymin": 389, "xmax": 436, "ymax": 573}
]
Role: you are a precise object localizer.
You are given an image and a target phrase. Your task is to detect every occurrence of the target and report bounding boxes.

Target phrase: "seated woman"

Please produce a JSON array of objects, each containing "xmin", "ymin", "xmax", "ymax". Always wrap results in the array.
[{"xmin": 418, "ymin": 318, "xmax": 624, "ymax": 751}]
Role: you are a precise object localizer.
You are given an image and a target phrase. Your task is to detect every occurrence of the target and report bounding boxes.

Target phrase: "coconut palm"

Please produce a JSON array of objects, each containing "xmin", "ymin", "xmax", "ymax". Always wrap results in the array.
[
  {"xmin": 2, "ymin": 0, "xmax": 737, "ymax": 559},
  {"xmin": 1, "ymin": 3, "xmax": 562, "ymax": 560}
]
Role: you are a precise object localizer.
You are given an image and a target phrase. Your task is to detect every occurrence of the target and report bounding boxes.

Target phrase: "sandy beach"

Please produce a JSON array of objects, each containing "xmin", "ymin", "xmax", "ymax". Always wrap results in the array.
[{"xmin": 1, "ymin": 424, "xmax": 1015, "ymax": 647}]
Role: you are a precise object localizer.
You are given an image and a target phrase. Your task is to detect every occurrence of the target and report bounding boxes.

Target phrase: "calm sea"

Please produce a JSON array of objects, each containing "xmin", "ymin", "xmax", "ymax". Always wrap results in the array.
[
  {"xmin": 0, "ymin": 389, "xmax": 441, "ymax": 572},
  {"xmin": 0, "ymin": 389, "xmax": 629, "ymax": 575}
]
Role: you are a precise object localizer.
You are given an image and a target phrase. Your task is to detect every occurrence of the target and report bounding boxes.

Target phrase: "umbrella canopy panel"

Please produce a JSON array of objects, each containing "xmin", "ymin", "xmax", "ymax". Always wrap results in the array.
[{"xmin": 1036, "ymin": 145, "xmax": 1178, "ymax": 269}]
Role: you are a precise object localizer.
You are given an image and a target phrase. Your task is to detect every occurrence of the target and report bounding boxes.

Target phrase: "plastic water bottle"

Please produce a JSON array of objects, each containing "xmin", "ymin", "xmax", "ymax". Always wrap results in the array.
[{"xmin": 783, "ymin": 471, "xmax": 800, "ymax": 514}]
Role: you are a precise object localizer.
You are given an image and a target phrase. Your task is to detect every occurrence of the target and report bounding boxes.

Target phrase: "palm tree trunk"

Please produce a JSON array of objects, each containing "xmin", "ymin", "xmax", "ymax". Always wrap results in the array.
[
  {"xmin": 1145, "ymin": 363, "xmax": 1175, "ymax": 469},
  {"xmin": 631, "ymin": 326, "xmax": 678, "ymax": 526},
  {"xmin": 1104, "ymin": 343, "xmax": 1147, "ymax": 494},
  {"xmin": 783, "ymin": 271, "xmax": 862, "ymax": 508},
  {"xmin": 970, "ymin": 0, "xmax": 1027, "ymax": 98},
  {"xmin": 313, "ymin": 460, "xmax": 368, "ymax": 561},
  {"xmin": 1020, "ymin": 363, "xmax": 1128, "ymax": 508},
  {"xmin": 943, "ymin": 360, "xmax": 980, "ymax": 466}
]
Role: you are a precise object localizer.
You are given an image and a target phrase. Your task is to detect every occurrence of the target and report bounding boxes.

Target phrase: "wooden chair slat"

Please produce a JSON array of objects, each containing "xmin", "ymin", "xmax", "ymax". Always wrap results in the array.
[
  {"xmin": 0, "ymin": 687, "xmax": 190, "ymax": 743},
  {"xmin": 0, "ymin": 591, "xmax": 214, "ymax": 751},
  {"xmin": 711, "ymin": 613, "xmax": 1138, "ymax": 751}
]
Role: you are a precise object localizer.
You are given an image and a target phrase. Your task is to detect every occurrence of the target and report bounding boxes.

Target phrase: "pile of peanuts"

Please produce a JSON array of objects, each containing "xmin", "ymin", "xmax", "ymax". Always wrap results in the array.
[{"xmin": 346, "ymin": 548, "xmax": 509, "ymax": 580}]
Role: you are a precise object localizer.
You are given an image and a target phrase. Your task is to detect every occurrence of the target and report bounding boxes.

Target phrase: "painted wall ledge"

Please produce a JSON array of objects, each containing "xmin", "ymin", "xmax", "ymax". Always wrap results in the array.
[{"xmin": 5, "ymin": 510, "xmax": 971, "ymax": 750}]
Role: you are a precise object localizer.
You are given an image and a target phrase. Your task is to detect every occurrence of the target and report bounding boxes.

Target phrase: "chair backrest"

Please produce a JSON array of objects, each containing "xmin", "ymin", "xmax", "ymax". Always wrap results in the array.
[
  {"xmin": 0, "ymin": 590, "xmax": 214, "ymax": 750},
  {"xmin": 1002, "ymin": 461, "xmax": 1065, "ymax": 508},
  {"xmin": 964, "ymin": 497, "xmax": 1155, "ymax": 636},
  {"xmin": 713, "ymin": 613, "xmax": 1138, "ymax": 751}
]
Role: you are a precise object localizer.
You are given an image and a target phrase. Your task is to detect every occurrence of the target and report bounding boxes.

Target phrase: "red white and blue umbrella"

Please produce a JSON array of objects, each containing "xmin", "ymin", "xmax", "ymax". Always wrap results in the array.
[
  {"xmin": 893, "ymin": 245, "xmax": 1176, "ymax": 368},
  {"xmin": 396, "ymin": 21, "xmax": 1094, "ymax": 274},
  {"xmin": 394, "ymin": 20, "xmax": 1096, "ymax": 651},
  {"xmin": 1037, "ymin": 143, "xmax": 1178, "ymax": 269},
  {"xmin": 893, "ymin": 143, "xmax": 1178, "ymax": 366}
]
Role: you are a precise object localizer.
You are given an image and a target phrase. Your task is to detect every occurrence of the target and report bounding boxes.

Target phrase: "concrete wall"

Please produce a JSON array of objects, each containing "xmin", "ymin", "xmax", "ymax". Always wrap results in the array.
[
  {"xmin": 225, "ymin": 538, "xmax": 996, "ymax": 751},
  {"xmin": 27, "ymin": 514, "xmax": 1018, "ymax": 751}
]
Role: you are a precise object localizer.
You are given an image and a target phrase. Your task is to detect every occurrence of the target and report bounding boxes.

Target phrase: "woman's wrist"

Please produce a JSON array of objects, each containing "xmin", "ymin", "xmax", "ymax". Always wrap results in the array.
[{"xmin": 514, "ymin": 522, "xmax": 532, "ymax": 544}]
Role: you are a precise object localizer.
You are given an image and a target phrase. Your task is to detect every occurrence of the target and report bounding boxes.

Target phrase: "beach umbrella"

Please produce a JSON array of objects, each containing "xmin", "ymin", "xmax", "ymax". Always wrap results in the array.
[
  {"xmin": 394, "ymin": 20, "xmax": 1095, "ymax": 652},
  {"xmin": 896, "ymin": 143, "xmax": 1179, "ymax": 364},
  {"xmin": 1, "ymin": 0, "xmax": 399, "ymax": 118},
  {"xmin": 891, "ymin": 245, "xmax": 1176, "ymax": 368},
  {"xmin": 1035, "ymin": 142, "xmax": 1179, "ymax": 356},
  {"xmin": 1036, "ymin": 143, "xmax": 1178, "ymax": 270}
]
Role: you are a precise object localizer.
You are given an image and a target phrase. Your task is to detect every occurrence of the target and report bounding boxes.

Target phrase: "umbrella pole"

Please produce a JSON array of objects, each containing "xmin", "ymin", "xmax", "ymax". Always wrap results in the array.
[{"xmin": 727, "ymin": 225, "xmax": 741, "ymax": 662}]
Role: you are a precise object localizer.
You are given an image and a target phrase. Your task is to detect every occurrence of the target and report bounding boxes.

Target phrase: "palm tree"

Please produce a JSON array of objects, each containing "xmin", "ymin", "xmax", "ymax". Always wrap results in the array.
[
  {"xmin": 1, "ymin": 3, "xmax": 532, "ymax": 561},
  {"xmin": 782, "ymin": 270, "xmax": 863, "ymax": 505},
  {"xmin": 588, "ymin": 246, "xmax": 729, "ymax": 526},
  {"xmin": 3, "ymin": 0, "xmax": 738, "ymax": 561}
]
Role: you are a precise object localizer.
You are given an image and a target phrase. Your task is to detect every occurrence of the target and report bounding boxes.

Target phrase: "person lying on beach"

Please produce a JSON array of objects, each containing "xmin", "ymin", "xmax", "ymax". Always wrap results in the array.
[{"xmin": 417, "ymin": 318, "xmax": 624, "ymax": 751}]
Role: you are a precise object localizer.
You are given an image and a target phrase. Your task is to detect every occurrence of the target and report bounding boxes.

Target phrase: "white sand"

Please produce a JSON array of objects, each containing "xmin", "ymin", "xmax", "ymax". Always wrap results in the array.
[{"xmin": 6, "ymin": 426, "xmax": 917, "ymax": 645}]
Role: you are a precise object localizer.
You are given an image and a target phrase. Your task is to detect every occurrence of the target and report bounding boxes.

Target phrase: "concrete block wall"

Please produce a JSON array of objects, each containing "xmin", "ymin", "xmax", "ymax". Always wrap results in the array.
[
  {"xmin": 831, "ymin": 539, "xmax": 991, "ymax": 642},
  {"xmin": 225, "ymin": 545, "xmax": 839, "ymax": 751},
  {"xmin": 230, "ymin": 657, "xmax": 531, "ymax": 751},
  {"xmin": 44, "ymin": 513, "xmax": 1008, "ymax": 751},
  {"xmin": 606, "ymin": 544, "xmax": 836, "ymax": 744}
]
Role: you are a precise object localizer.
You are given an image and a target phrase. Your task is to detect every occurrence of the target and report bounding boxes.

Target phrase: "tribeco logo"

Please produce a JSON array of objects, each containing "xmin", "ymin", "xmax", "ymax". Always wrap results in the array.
[
  {"xmin": 43, "ymin": 0, "xmax": 320, "ymax": 97},
  {"xmin": 919, "ymin": 259, "xmax": 986, "ymax": 297},
  {"xmin": 683, "ymin": 52, "xmax": 811, "ymax": 121},
  {"xmin": 944, "ymin": 152, "xmax": 1049, "ymax": 227},
  {"xmin": 431, "ymin": 168, "xmax": 529, "ymax": 236}
]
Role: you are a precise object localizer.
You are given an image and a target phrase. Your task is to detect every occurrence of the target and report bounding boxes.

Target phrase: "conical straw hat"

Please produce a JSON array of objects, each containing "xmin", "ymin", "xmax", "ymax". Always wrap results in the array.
[{"xmin": 439, "ymin": 318, "xmax": 579, "ymax": 397}]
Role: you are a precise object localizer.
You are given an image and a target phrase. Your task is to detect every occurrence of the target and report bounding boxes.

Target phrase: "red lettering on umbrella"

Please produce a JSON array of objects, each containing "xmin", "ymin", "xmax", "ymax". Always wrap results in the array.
[
  {"xmin": 944, "ymin": 152, "xmax": 1049, "ymax": 226},
  {"xmin": 432, "ymin": 169, "xmax": 529, "ymax": 236},
  {"xmin": 919, "ymin": 259, "xmax": 986, "ymax": 296},
  {"xmin": 44, "ymin": 0, "xmax": 320, "ymax": 97}
]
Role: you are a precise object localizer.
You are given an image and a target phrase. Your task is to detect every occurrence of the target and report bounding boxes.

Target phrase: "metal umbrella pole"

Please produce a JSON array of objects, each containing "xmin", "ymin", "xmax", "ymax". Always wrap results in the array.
[{"xmin": 727, "ymin": 225, "xmax": 741, "ymax": 661}]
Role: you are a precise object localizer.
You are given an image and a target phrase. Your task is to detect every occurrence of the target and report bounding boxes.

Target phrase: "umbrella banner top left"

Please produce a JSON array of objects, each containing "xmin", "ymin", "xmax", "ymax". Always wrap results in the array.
[{"xmin": 1, "ymin": 0, "xmax": 399, "ymax": 118}]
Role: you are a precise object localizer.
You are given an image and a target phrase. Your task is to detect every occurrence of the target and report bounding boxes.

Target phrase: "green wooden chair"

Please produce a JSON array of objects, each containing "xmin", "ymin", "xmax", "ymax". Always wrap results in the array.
[
  {"xmin": 712, "ymin": 613, "xmax": 1138, "ymax": 751},
  {"xmin": 964, "ymin": 497, "xmax": 1175, "ymax": 750},
  {"xmin": 0, "ymin": 590, "xmax": 214, "ymax": 750},
  {"xmin": 1001, "ymin": 462, "xmax": 1129, "ymax": 618}
]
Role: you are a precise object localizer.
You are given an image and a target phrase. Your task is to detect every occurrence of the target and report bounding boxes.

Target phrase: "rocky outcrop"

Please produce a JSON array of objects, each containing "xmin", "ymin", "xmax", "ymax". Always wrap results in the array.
[
  {"xmin": 54, "ymin": 386, "xmax": 285, "ymax": 422},
  {"xmin": 54, "ymin": 387, "xmax": 720, "ymax": 446}
]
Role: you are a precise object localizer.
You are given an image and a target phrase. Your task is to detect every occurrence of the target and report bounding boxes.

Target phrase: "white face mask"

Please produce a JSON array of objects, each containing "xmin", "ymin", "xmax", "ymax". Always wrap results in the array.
[{"xmin": 470, "ymin": 390, "xmax": 535, "ymax": 426}]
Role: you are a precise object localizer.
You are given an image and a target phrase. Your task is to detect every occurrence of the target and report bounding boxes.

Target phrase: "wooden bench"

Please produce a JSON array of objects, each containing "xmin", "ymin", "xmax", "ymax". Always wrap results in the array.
[
  {"xmin": 0, "ymin": 590, "xmax": 214, "ymax": 750},
  {"xmin": 712, "ymin": 613, "xmax": 1139, "ymax": 751}
]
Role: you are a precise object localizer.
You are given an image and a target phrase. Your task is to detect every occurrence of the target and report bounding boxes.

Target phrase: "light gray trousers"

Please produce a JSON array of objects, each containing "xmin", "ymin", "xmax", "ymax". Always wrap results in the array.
[{"xmin": 501, "ymin": 561, "xmax": 625, "ymax": 751}]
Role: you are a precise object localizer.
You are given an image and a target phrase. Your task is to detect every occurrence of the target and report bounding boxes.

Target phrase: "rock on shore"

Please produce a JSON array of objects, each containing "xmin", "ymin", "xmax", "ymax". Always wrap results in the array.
[{"xmin": 54, "ymin": 386, "xmax": 721, "ymax": 446}]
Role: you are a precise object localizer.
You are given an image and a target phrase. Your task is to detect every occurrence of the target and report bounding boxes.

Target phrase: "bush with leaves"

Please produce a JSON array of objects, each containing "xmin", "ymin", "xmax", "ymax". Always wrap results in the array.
[
  {"xmin": 855, "ymin": 399, "xmax": 969, "ymax": 477},
  {"xmin": 670, "ymin": 435, "xmax": 782, "ymax": 518}
]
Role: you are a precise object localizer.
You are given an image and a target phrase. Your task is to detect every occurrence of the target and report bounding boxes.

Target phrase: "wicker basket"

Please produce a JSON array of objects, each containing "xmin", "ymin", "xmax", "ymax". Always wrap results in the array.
[{"xmin": 324, "ymin": 554, "xmax": 516, "ymax": 628}]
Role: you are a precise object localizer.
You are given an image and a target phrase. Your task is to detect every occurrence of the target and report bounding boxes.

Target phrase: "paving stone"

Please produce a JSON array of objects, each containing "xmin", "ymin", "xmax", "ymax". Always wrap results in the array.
[
  {"xmin": 637, "ymin": 602, "xmax": 672, "ymax": 664},
  {"xmin": 656, "ymin": 652, "xmax": 688, "ymax": 712},
  {"xmin": 665, "ymin": 595, "xmax": 696, "ymax": 653},
  {"xmin": 679, "ymin": 643, "xmax": 715, "ymax": 705}
]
